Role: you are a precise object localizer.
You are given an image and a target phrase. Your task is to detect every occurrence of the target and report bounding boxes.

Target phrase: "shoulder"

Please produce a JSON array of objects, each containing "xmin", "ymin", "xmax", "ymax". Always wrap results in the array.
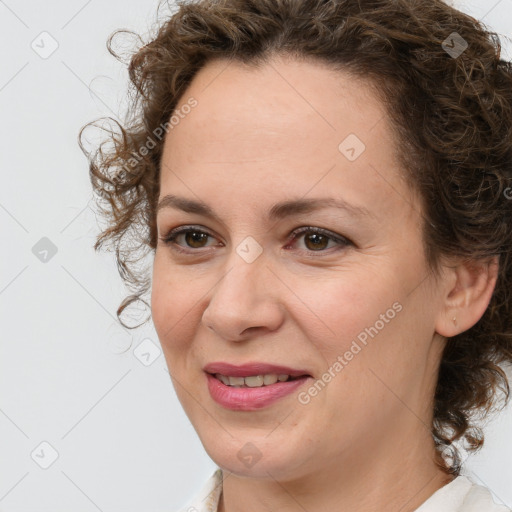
[
  {"xmin": 175, "ymin": 468, "xmax": 223, "ymax": 512},
  {"xmin": 460, "ymin": 476, "xmax": 511, "ymax": 512},
  {"xmin": 414, "ymin": 474, "xmax": 510, "ymax": 512}
]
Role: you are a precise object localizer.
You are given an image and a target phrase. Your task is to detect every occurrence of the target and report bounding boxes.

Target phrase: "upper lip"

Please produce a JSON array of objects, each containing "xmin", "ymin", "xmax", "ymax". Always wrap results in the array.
[{"xmin": 203, "ymin": 362, "xmax": 311, "ymax": 378}]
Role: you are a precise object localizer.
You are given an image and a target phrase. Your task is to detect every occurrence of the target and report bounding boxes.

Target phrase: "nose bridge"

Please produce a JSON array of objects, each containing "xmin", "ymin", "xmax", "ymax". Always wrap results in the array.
[
  {"xmin": 216, "ymin": 233, "xmax": 269, "ymax": 300},
  {"xmin": 202, "ymin": 240, "xmax": 284, "ymax": 338},
  {"xmin": 213, "ymin": 244, "xmax": 268, "ymax": 311}
]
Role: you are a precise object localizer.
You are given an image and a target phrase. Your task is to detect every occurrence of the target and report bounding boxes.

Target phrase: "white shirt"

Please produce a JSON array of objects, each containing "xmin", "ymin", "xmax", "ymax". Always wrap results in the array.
[{"xmin": 177, "ymin": 468, "xmax": 511, "ymax": 512}]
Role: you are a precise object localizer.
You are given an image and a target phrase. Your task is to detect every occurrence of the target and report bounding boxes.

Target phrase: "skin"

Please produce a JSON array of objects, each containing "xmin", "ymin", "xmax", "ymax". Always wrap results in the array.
[{"xmin": 151, "ymin": 54, "xmax": 498, "ymax": 512}]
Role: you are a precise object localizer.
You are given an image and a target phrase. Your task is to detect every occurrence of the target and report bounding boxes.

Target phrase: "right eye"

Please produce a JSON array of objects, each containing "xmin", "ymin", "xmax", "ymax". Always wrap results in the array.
[{"xmin": 159, "ymin": 225, "xmax": 221, "ymax": 253}]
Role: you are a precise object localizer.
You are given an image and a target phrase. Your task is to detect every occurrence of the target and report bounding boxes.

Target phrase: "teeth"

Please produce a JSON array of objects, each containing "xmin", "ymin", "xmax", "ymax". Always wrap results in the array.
[
  {"xmin": 245, "ymin": 375, "xmax": 264, "ymax": 387},
  {"xmin": 214, "ymin": 373, "xmax": 293, "ymax": 387},
  {"xmin": 263, "ymin": 374, "xmax": 278, "ymax": 385},
  {"xmin": 228, "ymin": 376, "xmax": 245, "ymax": 387},
  {"xmin": 217, "ymin": 374, "xmax": 230, "ymax": 386}
]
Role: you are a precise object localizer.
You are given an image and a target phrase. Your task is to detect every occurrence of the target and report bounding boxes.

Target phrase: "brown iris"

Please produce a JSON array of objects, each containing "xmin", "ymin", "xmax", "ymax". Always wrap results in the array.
[
  {"xmin": 303, "ymin": 232, "xmax": 329, "ymax": 251},
  {"xmin": 185, "ymin": 231, "xmax": 209, "ymax": 248}
]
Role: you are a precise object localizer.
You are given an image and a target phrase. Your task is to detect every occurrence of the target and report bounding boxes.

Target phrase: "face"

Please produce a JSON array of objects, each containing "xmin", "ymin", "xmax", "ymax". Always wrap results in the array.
[{"xmin": 151, "ymin": 55, "xmax": 448, "ymax": 480}]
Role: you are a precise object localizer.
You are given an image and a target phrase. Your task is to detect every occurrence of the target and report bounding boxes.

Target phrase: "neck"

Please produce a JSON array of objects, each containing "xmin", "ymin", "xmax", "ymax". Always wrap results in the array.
[{"xmin": 217, "ymin": 425, "xmax": 454, "ymax": 512}]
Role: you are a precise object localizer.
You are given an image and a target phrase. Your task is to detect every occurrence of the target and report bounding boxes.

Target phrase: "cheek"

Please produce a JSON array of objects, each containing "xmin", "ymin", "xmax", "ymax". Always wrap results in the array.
[
  {"xmin": 290, "ymin": 267, "xmax": 403, "ymax": 361},
  {"xmin": 150, "ymin": 258, "xmax": 172, "ymax": 338},
  {"xmin": 150, "ymin": 255, "xmax": 200, "ymax": 354},
  {"xmin": 295, "ymin": 274, "xmax": 413, "ymax": 434}
]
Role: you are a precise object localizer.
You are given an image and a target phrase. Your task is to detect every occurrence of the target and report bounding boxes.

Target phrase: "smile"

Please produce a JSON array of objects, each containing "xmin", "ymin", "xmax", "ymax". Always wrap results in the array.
[
  {"xmin": 205, "ymin": 372, "xmax": 312, "ymax": 411},
  {"xmin": 212, "ymin": 373, "xmax": 303, "ymax": 387}
]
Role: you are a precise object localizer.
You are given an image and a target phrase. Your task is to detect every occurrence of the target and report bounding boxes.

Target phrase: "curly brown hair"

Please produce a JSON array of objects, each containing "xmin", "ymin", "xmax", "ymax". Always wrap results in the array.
[{"xmin": 79, "ymin": 0, "xmax": 512, "ymax": 476}]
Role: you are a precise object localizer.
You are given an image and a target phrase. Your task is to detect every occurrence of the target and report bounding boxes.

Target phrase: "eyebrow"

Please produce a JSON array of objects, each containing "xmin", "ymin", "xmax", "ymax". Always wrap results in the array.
[{"xmin": 156, "ymin": 194, "xmax": 375, "ymax": 222}]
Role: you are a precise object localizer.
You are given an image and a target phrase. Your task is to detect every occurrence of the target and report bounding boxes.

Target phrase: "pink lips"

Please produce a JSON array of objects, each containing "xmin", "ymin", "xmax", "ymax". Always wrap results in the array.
[{"xmin": 203, "ymin": 361, "xmax": 312, "ymax": 411}]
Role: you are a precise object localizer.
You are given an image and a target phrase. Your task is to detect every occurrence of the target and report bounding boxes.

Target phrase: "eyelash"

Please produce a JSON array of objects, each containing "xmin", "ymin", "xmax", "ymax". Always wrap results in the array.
[{"xmin": 159, "ymin": 225, "xmax": 352, "ymax": 257}]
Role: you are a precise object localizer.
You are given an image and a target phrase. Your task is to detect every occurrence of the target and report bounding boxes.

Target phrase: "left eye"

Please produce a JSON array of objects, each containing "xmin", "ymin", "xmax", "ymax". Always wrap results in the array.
[
  {"xmin": 286, "ymin": 227, "xmax": 351, "ymax": 252},
  {"xmin": 159, "ymin": 226, "xmax": 351, "ymax": 254}
]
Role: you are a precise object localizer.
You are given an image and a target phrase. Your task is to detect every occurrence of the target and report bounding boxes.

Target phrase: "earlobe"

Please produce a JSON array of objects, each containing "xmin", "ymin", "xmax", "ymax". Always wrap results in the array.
[{"xmin": 435, "ymin": 255, "xmax": 499, "ymax": 338}]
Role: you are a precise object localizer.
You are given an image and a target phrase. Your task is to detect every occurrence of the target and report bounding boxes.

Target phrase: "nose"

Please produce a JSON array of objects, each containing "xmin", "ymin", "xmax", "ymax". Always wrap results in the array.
[{"xmin": 201, "ymin": 251, "xmax": 285, "ymax": 341}]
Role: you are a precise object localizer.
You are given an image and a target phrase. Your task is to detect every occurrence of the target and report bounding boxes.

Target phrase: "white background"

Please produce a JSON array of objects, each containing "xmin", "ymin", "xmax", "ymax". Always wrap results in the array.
[{"xmin": 1, "ymin": 0, "xmax": 511, "ymax": 510}]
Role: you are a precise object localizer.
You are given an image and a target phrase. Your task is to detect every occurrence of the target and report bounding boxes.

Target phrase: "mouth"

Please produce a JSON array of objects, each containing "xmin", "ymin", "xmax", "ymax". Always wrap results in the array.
[
  {"xmin": 208, "ymin": 372, "xmax": 308, "ymax": 388},
  {"xmin": 203, "ymin": 361, "xmax": 312, "ymax": 383},
  {"xmin": 202, "ymin": 361, "xmax": 312, "ymax": 410}
]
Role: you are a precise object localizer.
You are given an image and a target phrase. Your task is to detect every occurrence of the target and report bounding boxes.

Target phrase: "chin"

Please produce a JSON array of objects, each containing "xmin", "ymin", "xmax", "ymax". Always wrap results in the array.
[{"xmin": 199, "ymin": 430, "xmax": 312, "ymax": 480}]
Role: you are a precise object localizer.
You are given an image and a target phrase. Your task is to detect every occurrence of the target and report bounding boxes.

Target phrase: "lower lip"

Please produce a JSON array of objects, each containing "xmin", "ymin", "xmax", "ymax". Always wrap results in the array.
[{"xmin": 206, "ymin": 373, "xmax": 311, "ymax": 411}]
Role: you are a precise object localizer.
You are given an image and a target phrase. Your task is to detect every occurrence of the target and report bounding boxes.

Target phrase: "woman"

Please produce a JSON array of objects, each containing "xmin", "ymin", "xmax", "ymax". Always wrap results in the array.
[{"xmin": 80, "ymin": 0, "xmax": 512, "ymax": 510}]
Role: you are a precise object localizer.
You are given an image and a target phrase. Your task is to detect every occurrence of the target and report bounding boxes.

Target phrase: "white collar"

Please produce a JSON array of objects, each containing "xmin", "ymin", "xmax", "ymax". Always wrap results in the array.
[{"xmin": 180, "ymin": 469, "xmax": 510, "ymax": 512}]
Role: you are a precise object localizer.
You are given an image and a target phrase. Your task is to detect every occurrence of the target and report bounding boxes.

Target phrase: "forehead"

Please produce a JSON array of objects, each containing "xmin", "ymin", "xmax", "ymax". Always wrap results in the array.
[
  {"xmin": 167, "ymin": 55, "xmax": 385, "ymax": 152},
  {"xmin": 159, "ymin": 55, "xmax": 418, "ymax": 224}
]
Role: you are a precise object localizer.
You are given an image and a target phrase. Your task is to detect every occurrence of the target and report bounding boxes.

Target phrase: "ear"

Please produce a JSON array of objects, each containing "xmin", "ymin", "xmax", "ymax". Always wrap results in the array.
[{"xmin": 435, "ymin": 255, "xmax": 499, "ymax": 338}]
